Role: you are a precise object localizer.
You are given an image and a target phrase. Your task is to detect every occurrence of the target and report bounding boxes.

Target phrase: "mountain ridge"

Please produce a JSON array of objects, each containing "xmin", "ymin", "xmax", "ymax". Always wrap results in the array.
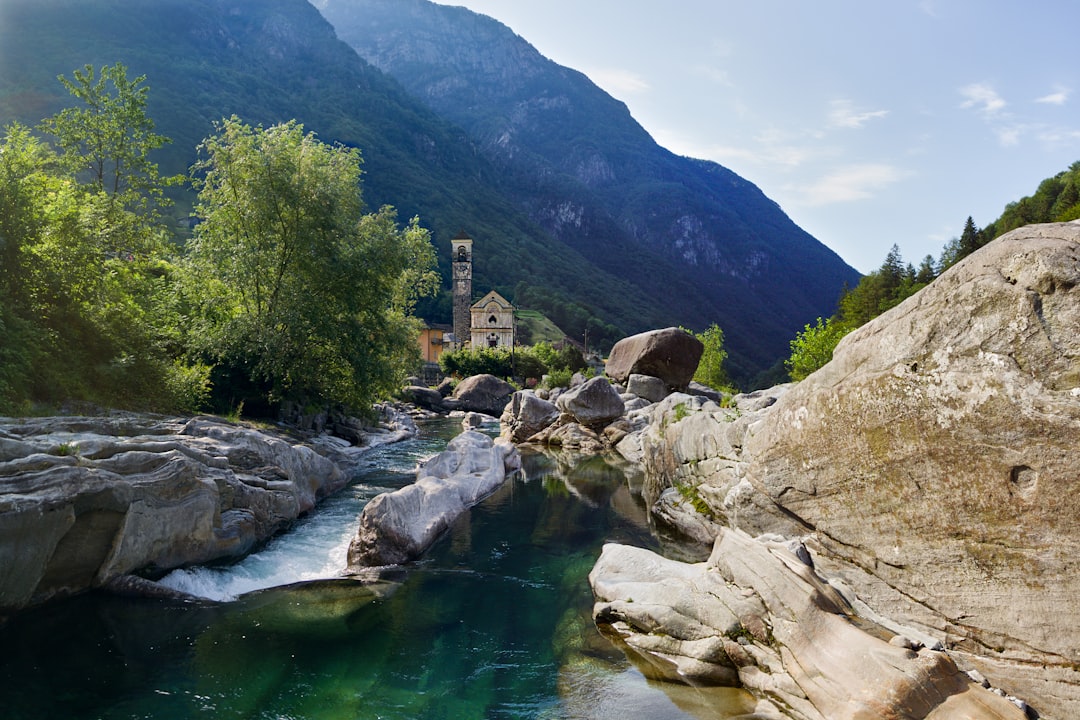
[
  {"xmin": 316, "ymin": 0, "xmax": 861, "ymax": 380},
  {"xmin": 0, "ymin": 0, "xmax": 860, "ymax": 384}
]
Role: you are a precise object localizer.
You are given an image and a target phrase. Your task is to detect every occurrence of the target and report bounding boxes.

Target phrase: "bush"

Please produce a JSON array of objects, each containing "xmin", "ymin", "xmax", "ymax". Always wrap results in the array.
[
  {"xmin": 439, "ymin": 346, "xmax": 513, "ymax": 378},
  {"xmin": 786, "ymin": 316, "xmax": 851, "ymax": 381},
  {"xmin": 540, "ymin": 368, "xmax": 573, "ymax": 390}
]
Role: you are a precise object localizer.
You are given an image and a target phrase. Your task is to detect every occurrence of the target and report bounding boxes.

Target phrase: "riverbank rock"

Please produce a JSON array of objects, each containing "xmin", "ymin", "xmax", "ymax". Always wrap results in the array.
[
  {"xmin": 0, "ymin": 411, "xmax": 414, "ymax": 615},
  {"xmin": 499, "ymin": 390, "xmax": 560, "ymax": 443},
  {"xmin": 590, "ymin": 528, "xmax": 1028, "ymax": 720},
  {"xmin": 556, "ymin": 376, "xmax": 626, "ymax": 428},
  {"xmin": 604, "ymin": 327, "xmax": 703, "ymax": 390},
  {"xmin": 450, "ymin": 374, "xmax": 515, "ymax": 416},
  {"xmin": 347, "ymin": 430, "xmax": 520, "ymax": 568},
  {"xmin": 627, "ymin": 222, "xmax": 1080, "ymax": 717},
  {"xmin": 400, "ymin": 385, "xmax": 446, "ymax": 413}
]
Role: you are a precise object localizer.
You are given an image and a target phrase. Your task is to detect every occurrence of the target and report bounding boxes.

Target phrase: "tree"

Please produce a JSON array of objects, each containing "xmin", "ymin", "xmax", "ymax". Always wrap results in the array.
[
  {"xmin": 958, "ymin": 216, "xmax": 981, "ymax": 257},
  {"xmin": 39, "ymin": 63, "xmax": 178, "ymax": 203},
  {"xmin": 1, "ymin": 67, "xmax": 195, "ymax": 412},
  {"xmin": 689, "ymin": 324, "xmax": 733, "ymax": 391},
  {"xmin": 182, "ymin": 117, "xmax": 438, "ymax": 411}
]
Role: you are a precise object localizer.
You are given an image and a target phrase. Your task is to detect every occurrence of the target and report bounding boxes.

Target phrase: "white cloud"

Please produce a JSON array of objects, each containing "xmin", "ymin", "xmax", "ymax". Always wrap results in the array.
[
  {"xmin": 679, "ymin": 126, "xmax": 827, "ymax": 170},
  {"xmin": 829, "ymin": 99, "xmax": 889, "ymax": 129},
  {"xmin": 796, "ymin": 163, "xmax": 907, "ymax": 206},
  {"xmin": 995, "ymin": 125, "xmax": 1022, "ymax": 147},
  {"xmin": 1036, "ymin": 126, "xmax": 1080, "ymax": 147},
  {"xmin": 959, "ymin": 82, "xmax": 1006, "ymax": 115},
  {"xmin": 1036, "ymin": 87, "xmax": 1070, "ymax": 105},
  {"xmin": 587, "ymin": 68, "xmax": 649, "ymax": 96}
]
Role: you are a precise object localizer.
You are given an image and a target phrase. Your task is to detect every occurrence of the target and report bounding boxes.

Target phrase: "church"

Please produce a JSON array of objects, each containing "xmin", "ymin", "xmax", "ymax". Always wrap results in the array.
[{"xmin": 450, "ymin": 230, "xmax": 514, "ymax": 350}]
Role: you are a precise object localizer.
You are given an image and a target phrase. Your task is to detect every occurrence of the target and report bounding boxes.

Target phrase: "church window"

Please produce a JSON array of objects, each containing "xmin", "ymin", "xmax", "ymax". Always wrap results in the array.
[
  {"xmin": 489, "ymin": 315, "xmax": 498, "ymax": 325},
  {"xmin": 457, "ymin": 246, "xmax": 468, "ymax": 262}
]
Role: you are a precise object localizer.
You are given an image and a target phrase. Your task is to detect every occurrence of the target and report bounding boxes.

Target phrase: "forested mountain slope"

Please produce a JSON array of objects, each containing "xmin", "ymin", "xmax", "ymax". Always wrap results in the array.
[
  {"xmin": 0, "ymin": 0, "xmax": 667, "ymax": 349},
  {"xmin": 0, "ymin": 0, "xmax": 859, "ymax": 383},
  {"xmin": 317, "ymin": 0, "xmax": 862, "ymax": 381}
]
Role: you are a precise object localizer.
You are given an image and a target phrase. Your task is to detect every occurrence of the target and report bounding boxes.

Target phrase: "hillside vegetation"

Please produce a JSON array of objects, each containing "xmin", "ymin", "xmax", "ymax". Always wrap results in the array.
[{"xmin": 0, "ymin": 0, "xmax": 672, "ymax": 364}]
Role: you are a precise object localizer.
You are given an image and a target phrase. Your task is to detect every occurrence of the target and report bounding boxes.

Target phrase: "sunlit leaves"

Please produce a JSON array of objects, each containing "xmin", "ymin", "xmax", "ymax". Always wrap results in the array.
[{"xmin": 182, "ymin": 117, "xmax": 437, "ymax": 409}]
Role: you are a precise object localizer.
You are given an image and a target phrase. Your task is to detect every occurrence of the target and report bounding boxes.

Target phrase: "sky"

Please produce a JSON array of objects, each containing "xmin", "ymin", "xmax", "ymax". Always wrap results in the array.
[{"xmin": 431, "ymin": 0, "xmax": 1080, "ymax": 274}]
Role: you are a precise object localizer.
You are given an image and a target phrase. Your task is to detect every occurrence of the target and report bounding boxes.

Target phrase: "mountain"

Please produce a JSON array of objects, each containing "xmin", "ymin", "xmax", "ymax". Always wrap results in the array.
[
  {"xmin": 315, "ymin": 0, "xmax": 862, "ymax": 381},
  {"xmin": 0, "ymin": 0, "xmax": 858, "ymax": 385}
]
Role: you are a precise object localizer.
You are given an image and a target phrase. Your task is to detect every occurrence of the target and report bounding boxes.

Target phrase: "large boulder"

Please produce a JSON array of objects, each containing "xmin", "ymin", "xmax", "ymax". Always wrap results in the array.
[
  {"xmin": 0, "ymin": 413, "xmax": 412, "ymax": 614},
  {"xmin": 347, "ymin": 431, "xmax": 520, "ymax": 568},
  {"xmin": 499, "ymin": 390, "xmax": 560, "ymax": 443},
  {"xmin": 630, "ymin": 222, "xmax": 1080, "ymax": 717},
  {"xmin": 400, "ymin": 384, "xmax": 446, "ymax": 412},
  {"xmin": 555, "ymin": 376, "xmax": 626, "ymax": 428},
  {"xmin": 590, "ymin": 528, "xmax": 1028, "ymax": 720},
  {"xmin": 605, "ymin": 327, "xmax": 703, "ymax": 390},
  {"xmin": 451, "ymin": 374, "xmax": 515, "ymax": 416}
]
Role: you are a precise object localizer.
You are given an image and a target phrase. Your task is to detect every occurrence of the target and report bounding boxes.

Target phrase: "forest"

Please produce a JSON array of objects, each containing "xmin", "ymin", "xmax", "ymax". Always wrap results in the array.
[{"xmin": 0, "ymin": 64, "xmax": 436, "ymax": 417}]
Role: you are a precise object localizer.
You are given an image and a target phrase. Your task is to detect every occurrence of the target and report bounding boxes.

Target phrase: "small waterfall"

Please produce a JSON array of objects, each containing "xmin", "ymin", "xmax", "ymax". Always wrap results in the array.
[
  {"xmin": 156, "ymin": 420, "xmax": 462, "ymax": 602},
  {"xmin": 157, "ymin": 483, "xmax": 386, "ymax": 601}
]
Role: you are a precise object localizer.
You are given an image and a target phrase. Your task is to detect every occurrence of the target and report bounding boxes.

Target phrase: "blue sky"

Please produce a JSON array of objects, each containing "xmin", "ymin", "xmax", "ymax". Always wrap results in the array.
[{"xmin": 432, "ymin": 1, "xmax": 1080, "ymax": 273}]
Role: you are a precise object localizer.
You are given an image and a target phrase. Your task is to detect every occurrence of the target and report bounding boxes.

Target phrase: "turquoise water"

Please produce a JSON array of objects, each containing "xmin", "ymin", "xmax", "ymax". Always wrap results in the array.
[{"xmin": 0, "ymin": 419, "xmax": 757, "ymax": 719}]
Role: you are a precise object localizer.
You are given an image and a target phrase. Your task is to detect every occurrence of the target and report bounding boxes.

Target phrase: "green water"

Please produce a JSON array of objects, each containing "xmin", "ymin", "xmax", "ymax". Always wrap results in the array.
[{"xmin": 0, "ymin": 421, "xmax": 757, "ymax": 719}]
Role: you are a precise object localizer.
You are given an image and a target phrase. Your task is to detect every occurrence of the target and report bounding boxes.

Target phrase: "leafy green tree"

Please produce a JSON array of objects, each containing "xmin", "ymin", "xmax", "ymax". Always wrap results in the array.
[
  {"xmin": 439, "ymin": 347, "xmax": 513, "ymax": 379},
  {"xmin": 687, "ymin": 324, "xmax": 733, "ymax": 391},
  {"xmin": 39, "ymin": 64, "xmax": 178, "ymax": 202},
  {"xmin": 786, "ymin": 316, "xmax": 852, "ymax": 381},
  {"xmin": 1, "ymin": 66, "xmax": 196, "ymax": 412},
  {"xmin": 182, "ymin": 116, "xmax": 437, "ymax": 411}
]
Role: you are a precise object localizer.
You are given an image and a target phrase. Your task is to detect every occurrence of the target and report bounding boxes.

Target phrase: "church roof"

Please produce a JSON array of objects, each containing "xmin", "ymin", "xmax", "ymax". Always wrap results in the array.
[
  {"xmin": 471, "ymin": 290, "xmax": 513, "ymax": 310},
  {"xmin": 452, "ymin": 229, "xmax": 472, "ymax": 240}
]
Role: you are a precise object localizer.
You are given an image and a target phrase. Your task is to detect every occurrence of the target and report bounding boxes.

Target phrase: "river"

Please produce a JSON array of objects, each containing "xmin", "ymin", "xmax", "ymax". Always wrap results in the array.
[{"xmin": 0, "ymin": 417, "xmax": 758, "ymax": 719}]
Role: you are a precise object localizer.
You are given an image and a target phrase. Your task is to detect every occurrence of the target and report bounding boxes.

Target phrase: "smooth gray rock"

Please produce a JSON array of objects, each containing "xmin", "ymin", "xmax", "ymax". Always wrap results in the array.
[
  {"xmin": 555, "ymin": 376, "xmax": 625, "ymax": 428},
  {"xmin": 499, "ymin": 390, "xmax": 560, "ymax": 443},
  {"xmin": 630, "ymin": 222, "xmax": 1080, "ymax": 718},
  {"xmin": 590, "ymin": 528, "xmax": 1028, "ymax": 720},
  {"xmin": 400, "ymin": 385, "xmax": 445, "ymax": 412},
  {"xmin": 451, "ymin": 374, "xmax": 515, "ymax": 416},
  {"xmin": 0, "ymin": 411, "xmax": 413, "ymax": 614},
  {"xmin": 627, "ymin": 373, "xmax": 669, "ymax": 403},
  {"xmin": 347, "ymin": 431, "xmax": 520, "ymax": 568}
]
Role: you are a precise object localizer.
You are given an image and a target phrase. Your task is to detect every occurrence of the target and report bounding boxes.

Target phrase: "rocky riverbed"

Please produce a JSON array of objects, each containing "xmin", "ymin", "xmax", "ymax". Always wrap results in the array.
[
  {"xmin": 0, "ymin": 406, "xmax": 415, "ymax": 616},
  {"xmin": 499, "ymin": 223, "xmax": 1080, "ymax": 719}
]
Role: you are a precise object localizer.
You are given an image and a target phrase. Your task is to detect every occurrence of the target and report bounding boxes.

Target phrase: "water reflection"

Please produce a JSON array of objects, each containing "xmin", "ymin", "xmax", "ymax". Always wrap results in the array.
[{"xmin": 0, "ymin": 422, "xmax": 757, "ymax": 719}]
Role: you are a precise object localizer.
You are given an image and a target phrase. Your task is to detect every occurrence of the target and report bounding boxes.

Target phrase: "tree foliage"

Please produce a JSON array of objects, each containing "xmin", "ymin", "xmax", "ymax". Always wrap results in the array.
[
  {"xmin": 786, "ymin": 316, "xmax": 851, "ymax": 381},
  {"xmin": 1, "ymin": 65, "xmax": 439, "ymax": 417},
  {"xmin": 683, "ymin": 324, "xmax": 732, "ymax": 391},
  {"xmin": 181, "ymin": 117, "xmax": 438, "ymax": 410},
  {"xmin": 437, "ymin": 340, "xmax": 584, "ymax": 383},
  {"xmin": 0, "ymin": 65, "xmax": 197, "ymax": 413}
]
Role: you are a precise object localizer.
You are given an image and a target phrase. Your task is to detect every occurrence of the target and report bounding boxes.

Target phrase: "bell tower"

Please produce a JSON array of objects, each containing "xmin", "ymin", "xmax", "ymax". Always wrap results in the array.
[{"xmin": 451, "ymin": 230, "xmax": 473, "ymax": 349}]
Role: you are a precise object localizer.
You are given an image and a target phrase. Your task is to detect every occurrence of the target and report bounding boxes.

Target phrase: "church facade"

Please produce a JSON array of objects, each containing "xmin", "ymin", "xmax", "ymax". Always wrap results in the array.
[{"xmin": 470, "ymin": 290, "xmax": 514, "ymax": 349}]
